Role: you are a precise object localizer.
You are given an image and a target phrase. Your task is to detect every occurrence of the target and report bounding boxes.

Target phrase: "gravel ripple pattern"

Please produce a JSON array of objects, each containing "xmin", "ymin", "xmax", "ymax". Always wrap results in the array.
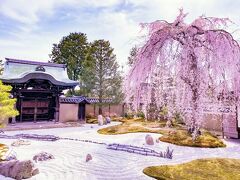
[{"xmin": 0, "ymin": 122, "xmax": 240, "ymax": 180}]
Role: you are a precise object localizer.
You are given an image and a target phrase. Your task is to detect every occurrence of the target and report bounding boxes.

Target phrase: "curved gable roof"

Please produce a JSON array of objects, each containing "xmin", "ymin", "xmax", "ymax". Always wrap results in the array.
[{"xmin": 0, "ymin": 58, "xmax": 78, "ymax": 87}]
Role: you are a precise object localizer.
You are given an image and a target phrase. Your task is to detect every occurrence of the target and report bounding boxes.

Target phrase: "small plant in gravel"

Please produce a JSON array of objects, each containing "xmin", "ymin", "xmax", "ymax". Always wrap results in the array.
[{"xmin": 164, "ymin": 147, "xmax": 173, "ymax": 159}]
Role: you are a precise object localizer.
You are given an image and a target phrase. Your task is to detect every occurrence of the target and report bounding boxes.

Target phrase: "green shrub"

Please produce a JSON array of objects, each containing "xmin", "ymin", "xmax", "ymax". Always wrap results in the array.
[
  {"xmin": 159, "ymin": 105, "xmax": 168, "ymax": 120},
  {"xmin": 173, "ymin": 112, "xmax": 185, "ymax": 125},
  {"xmin": 136, "ymin": 111, "xmax": 145, "ymax": 119},
  {"xmin": 124, "ymin": 111, "xmax": 134, "ymax": 119}
]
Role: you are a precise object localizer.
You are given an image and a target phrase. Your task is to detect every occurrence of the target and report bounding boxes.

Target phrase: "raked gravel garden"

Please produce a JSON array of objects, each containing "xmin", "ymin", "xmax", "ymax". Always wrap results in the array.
[{"xmin": 1, "ymin": 120, "xmax": 240, "ymax": 180}]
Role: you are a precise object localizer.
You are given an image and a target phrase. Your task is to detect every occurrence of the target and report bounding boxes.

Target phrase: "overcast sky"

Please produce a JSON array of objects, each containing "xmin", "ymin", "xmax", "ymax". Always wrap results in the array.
[{"xmin": 0, "ymin": 0, "xmax": 240, "ymax": 70}]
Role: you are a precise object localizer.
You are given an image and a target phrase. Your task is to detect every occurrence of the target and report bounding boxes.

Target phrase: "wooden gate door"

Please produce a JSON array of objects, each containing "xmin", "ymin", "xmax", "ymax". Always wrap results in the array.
[
  {"xmin": 78, "ymin": 103, "xmax": 86, "ymax": 121},
  {"xmin": 21, "ymin": 98, "xmax": 49, "ymax": 122}
]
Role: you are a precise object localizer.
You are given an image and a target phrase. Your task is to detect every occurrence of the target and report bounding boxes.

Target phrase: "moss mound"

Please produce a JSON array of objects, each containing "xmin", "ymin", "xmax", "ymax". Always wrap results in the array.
[
  {"xmin": 98, "ymin": 118, "xmax": 225, "ymax": 148},
  {"xmin": 98, "ymin": 124, "xmax": 156, "ymax": 135},
  {"xmin": 143, "ymin": 158, "xmax": 240, "ymax": 180},
  {"xmin": 159, "ymin": 130, "xmax": 226, "ymax": 148},
  {"xmin": 97, "ymin": 118, "xmax": 166, "ymax": 135}
]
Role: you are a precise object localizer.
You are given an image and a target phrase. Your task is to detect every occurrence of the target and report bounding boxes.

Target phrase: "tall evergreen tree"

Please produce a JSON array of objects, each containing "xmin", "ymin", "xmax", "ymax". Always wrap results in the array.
[
  {"xmin": 0, "ymin": 81, "xmax": 18, "ymax": 127},
  {"xmin": 82, "ymin": 40, "xmax": 123, "ymax": 114},
  {"xmin": 49, "ymin": 32, "xmax": 89, "ymax": 81}
]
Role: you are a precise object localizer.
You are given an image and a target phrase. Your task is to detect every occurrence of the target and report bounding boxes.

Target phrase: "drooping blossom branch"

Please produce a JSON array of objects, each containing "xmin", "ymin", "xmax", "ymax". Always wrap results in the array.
[{"xmin": 125, "ymin": 9, "xmax": 240, "ymax": 139}]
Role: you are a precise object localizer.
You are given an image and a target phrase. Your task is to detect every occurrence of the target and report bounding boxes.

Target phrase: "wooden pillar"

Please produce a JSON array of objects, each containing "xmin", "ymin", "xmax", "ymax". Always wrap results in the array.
[
  {"xmin": 78, "ymin": 103, "xmax": 82, "ymax": 121},
  {"xmin": 34, "ymin": 98, "xmax": 37, "ymax": 123},
  {"xmin": 20, "ymin": 98, "xmax": 23, "ymax": 122},
  {"xmin": 108, "ymin": 104, "xmax": 111, "ymax": 116},
  {"xmin": 11, "ymin": 94, "xmax": 17, "ymax": 124},
  {"xmin": 94, "ymin": 104, "xmax": 96, "ymax": 117},
  {"xmin": 55, "ymin": 95, "xmax": 59, "ymax": 122},
  {"xmin": 84, "ymin": 104, "xmax": 86, "ymax": 121},
  {"xmin": 80, "ymin": 103, "xmax": 86, "ymax": 121}
]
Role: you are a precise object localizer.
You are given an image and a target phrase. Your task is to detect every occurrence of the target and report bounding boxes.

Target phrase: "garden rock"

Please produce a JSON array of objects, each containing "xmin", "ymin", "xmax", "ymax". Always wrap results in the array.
[
  {"xmin": 0, "ymin": 160, "xmax": 39, "ymax": 180},
  {"xmin": 33, "ymin": 152, "xmax": 54, "ymax": 162},
  {"xmin": 98, "ymin": 115, "xmax": 103, "ymax": 126},
  {"xmin": 11, "ymin": 139, "xmax": 31, "ymax": 147},
  {"xmin": 86, "ymin": 154, "xmax": 92, "ymax": 162},
  {"xmin": 106, "ymin": 117, "xmax": 111, "ymax": 124},
  {"xmin": 145, "ymin": 135, "xmax": 154, "ymax": 145}
]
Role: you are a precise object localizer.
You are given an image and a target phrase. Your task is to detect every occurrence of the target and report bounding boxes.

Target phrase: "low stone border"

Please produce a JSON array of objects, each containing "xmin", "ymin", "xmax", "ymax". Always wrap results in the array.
[
  {"xmin": 61, "ymin": 137, "xmax": 107, "ymax": 145},
  {"xmin": 0, "ymin": 134, "xmax": 60, "ymax": 141},
  {"xmin": 107, "ymin": 143, "xmax": 173, "ymax": 159}
]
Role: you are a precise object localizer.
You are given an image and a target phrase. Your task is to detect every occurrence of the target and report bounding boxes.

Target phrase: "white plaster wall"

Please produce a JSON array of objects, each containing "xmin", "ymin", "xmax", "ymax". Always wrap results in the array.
[{"xmin": 59, "ymin": 103, "xmax": 78, "ymax": 122}]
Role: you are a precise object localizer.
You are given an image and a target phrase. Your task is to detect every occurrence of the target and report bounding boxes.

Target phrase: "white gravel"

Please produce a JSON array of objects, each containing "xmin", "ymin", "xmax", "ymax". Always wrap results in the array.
[{"xmin": 0, "ymin": 122, "xmax": 240, "ymax": 180}]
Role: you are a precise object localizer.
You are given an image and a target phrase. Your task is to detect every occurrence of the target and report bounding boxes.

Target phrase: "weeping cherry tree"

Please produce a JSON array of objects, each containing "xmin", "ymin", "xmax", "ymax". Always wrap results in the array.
[{"xmin": 125, "ymin": 9, "xmax": 240, "ymax": 139}]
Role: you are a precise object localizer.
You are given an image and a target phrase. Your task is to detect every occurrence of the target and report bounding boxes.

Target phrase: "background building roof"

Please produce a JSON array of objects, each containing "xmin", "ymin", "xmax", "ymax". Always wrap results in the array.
[{"xmin": 60, "ymin": 96, "xmax": 112, "ymax": 104}]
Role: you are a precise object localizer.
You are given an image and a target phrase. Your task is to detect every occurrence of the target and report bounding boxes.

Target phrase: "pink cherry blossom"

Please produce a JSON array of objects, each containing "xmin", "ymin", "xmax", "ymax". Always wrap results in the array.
[{"xmin": 125, "ymin": 9, "xmax": 240, "ymax": 138}]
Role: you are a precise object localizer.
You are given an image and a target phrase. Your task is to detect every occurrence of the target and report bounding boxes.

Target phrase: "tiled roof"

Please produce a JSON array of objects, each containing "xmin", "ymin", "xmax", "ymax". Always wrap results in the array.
[
  {"xmin": 0, "ymin": 58, "xmax": 78, "ymax": 87},
  {"xmin": 5, "ymin": 58, "xmax": 66, "ymax": 68},
  {"xmin": 60, "ymin": 97, "xmax": 90, "ymax": 104},
  {"xmin": 87, "ymin": 97, "xmax": 112, "ymax": 103},
  {"xmin": 60, "ymin": 96, "xmax": 112, "ymax": 104}
]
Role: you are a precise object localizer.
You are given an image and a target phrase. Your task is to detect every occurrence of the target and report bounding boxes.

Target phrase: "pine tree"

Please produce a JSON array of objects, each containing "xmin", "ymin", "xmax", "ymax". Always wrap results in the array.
[
  {"xmin": 49, "ymin": 32, "xmax": 89, "ymax": 81},
  {"xmin": 82, "ymin": 40, "xmax": 123, "ymax": 114},
  {"xmin": 0, "ymin": 81, "xmax": 19, "ymax": 127}
]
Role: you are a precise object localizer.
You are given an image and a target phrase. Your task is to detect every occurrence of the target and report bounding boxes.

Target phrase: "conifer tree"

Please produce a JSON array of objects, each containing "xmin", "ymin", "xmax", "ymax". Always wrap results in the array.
[
  {"xmin": 82, "ymin": 40, "xmax": 123, "ymax": 114},
  {"xmin": 0, "ymin": 81, "xmax": 18, "ymax": 127}
]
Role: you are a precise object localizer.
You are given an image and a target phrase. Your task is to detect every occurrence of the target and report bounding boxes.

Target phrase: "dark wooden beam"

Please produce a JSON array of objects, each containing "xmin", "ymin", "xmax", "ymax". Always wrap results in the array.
[{"xmin": 34, "ymin": 98, "xmax": 37, "ymax": 123}]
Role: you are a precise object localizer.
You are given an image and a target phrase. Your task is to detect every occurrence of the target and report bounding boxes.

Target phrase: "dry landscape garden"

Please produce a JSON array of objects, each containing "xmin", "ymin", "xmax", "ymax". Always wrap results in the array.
[{"xmin": 1, "ymin": 8, "xmax": 240, "ymax": 180}]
